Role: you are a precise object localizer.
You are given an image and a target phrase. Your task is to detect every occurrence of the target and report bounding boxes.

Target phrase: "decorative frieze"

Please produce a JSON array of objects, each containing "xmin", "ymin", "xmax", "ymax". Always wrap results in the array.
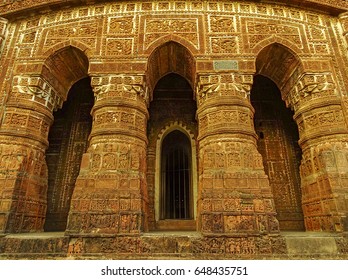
[
  {"xmin": 285, "ymin": 73, "xmax": 337, "ymax": 110},
  {"xmin": 91, "ymin": 74, "xmax": 148, "ymax": 104},
  {"xmin": 196, "ymin": 74, "xmax": 253, "ymax": 106},
  {"xmin": 245, "ymin": 19, "xmax": 303, "ymax": 50},
  {"xmin": 11, "ymin": 75, "xmax": 63, "ymax": 111},
  {"xmin": 144, "ymin": 17, "xmax": 199, "ymax": 50}
]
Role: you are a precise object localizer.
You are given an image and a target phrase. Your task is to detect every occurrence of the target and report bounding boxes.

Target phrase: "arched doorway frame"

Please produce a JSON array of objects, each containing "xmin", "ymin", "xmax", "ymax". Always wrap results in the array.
[
  {"xmin": 155, "ymin": 122, "xmax": 198, "ymax": 222},
  {"xmin": 42, "ymin": 44, "xmax": 92, "ymax": 231},
  {"xmin": 146, "ymin": 39, "xmax": 198, "ymax": 230},
  {"xmin": 253, "ymin": 41, "xmax": 305, "ymax": 230}
]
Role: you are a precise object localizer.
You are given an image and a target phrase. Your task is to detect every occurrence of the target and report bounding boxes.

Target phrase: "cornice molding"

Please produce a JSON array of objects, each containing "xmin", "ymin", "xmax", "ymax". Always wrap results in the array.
[{"xmin": 0, "ymin": 0, "xmax": 347, "ymax": 20}]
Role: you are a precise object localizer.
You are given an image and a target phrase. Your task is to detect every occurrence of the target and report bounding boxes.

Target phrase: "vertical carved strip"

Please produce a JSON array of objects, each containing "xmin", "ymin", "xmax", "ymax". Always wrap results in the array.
[{"xmin": 0, "ymin": 17, "xmax": 7, "ymax": 57}]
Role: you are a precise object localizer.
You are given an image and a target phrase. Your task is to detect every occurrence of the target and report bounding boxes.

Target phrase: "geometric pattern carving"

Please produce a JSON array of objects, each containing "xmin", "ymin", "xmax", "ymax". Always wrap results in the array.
[
  {"xmin": 144, "ymin": 17, "xmax": 199, "ymax": 50},
  {"xmin": 12, "ymin": 75, "xmax": 63, "ymax": 111},
  {"xmin": 286, "ymin": 73, "xmax": 337, "ymax": 110}
]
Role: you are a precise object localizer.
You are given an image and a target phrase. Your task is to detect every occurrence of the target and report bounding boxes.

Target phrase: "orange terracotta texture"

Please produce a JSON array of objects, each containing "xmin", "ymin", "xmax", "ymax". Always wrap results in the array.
[{"xmin": 0, "ymin": 1, "xmax": 348, "ymax": 243}]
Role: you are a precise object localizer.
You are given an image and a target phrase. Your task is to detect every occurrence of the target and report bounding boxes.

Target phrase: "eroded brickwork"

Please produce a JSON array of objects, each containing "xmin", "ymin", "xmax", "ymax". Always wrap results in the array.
[{"xmin": 0, "ymin": 0, "xmax": 348, "ymax": 257}]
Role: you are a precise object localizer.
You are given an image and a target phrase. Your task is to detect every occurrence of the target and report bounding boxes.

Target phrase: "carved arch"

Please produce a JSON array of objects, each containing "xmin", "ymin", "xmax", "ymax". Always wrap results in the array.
[
  {"xmin": 42, "ymin": 45, "xmax": 90, "ymax": 102},
  {"xmin": 253, "ymin": 35, "xmax": 304, "ymax": 57},
  {"xmin": 146, "ymin": 40, "xmax": 196, "ymax": 100},
  {"xmin": 255, "ymin": 42, "xmax": 304, "ymax": 108},
  {"xmin": 145, "ymin": 34, "xmax": 199, "ymax": 56},
  {"xmin": 42, "ymin": 39, "xmax": 92, "ymax": 59}
]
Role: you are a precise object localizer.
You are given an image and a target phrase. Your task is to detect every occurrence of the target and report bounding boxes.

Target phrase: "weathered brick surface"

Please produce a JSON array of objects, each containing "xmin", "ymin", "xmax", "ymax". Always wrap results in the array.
[{"xmin": 0, "ymin": 0, "xmax": 348, "ymax": 258}]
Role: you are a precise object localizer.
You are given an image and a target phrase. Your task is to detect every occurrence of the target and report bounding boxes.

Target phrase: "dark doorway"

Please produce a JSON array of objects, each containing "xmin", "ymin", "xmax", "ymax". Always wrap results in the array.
[
  {"xmin": 44, "ymin": 77, "xmax": 93, "ymax": 231},
  {"xmin": 251, "ymin": 75, "xmax": 304, "ymax": 231},
  {"xmin": 161, "ymin": 130, "xmax": 192, "ymax": 220}
]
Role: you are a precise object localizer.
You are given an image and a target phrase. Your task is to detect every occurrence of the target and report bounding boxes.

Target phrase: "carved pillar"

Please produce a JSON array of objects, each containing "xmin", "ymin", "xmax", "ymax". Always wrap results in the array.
[
  {"xmin": 66, "ymin": 74, "xmax": 149, "ymax": 235},
  {"xmin": 196, "ymin": 73, "xmax": 279, "ymax": 235},
  {"xmin": 0, "ymin": 17, "xmax": 7, "ymax": 56},
  {"xmin": 286, "ymin": 72, "xmax": 348, "ymax": 232},
  {"xmin": 339, "ymin": 12, "xmax": 348, "ymax": 46},
  {"xmin": 0, "ymin": 75, "xmax": 62, "ymax": 233}
]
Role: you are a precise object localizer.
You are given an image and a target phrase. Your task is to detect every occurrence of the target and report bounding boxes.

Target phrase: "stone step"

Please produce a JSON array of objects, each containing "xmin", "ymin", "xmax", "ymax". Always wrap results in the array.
[{"xmin": 155, "ymin": 220, "xmax": 197, "ymax": 231}]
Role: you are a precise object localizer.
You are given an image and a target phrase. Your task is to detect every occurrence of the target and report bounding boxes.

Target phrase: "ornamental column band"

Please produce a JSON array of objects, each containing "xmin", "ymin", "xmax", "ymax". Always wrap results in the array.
[
  {"xmin": 196, "ymin": 73, "xmax": 279, "ymax": 235},
  {"xmin": 0, "ymin": 17, "xmax": 7, "ymax": 56},
  {"xmin": 285, "ymin": 72, "xmax": 348, "ymax": 232},
  {"xmin": 66, "ymin": 74, "xmax": 149, "ymax": 235},
  {"xmin": 0, "ymin": 75, "xmax": 62, "ymax": 233}
]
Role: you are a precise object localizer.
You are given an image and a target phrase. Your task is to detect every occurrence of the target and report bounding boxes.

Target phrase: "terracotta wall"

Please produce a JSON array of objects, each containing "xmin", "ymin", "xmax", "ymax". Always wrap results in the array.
[{"xmin": 0, "ymin": 1, "xmax": 347, "ymax": 234}]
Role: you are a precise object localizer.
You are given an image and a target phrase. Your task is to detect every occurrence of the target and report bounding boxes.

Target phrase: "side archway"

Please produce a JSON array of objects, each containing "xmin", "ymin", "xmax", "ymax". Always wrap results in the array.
[
  {"xmin": 253, "ymin": 43, "xmax": 305, "ymax": 231},
  {"xmin": 0, "ymin": 45, "xmax": 92, "ymax": 233},
  {"xmin": 43, "ymin": 46, "xmax": 93, "ymax": 231}
]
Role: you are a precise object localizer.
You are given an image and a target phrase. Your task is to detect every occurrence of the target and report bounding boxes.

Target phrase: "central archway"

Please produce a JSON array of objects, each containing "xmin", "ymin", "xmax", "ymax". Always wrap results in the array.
[
  {"xmin": 146, "ymin": 40, "xmax": 197, "ymax": 231},
  {"xmin": 146, "ymin": 73, "xmax": 197, "ymax": 230}
]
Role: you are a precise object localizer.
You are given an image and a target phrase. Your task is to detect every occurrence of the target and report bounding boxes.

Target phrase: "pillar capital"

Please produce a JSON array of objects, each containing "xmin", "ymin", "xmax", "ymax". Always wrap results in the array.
[
  {"xmin": 90, "ymin": 73, "xmax": 149, "ymax": 106},
  {"xmin": 11, "ymin": 74, "xmax": 64, "ymax": 112},
  {"xmin": 195, "ymin": 72, "xmax": 253, "ymax": 107},
  {"xmin": 283, "ymin": 72, "xmax": 338, "ymax": 112}
]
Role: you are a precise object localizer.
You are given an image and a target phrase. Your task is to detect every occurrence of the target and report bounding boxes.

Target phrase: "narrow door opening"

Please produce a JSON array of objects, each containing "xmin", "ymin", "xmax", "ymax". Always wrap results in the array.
[{"xmin": 161, "ymin": 130, "xmax": 192, "ymax": 220}]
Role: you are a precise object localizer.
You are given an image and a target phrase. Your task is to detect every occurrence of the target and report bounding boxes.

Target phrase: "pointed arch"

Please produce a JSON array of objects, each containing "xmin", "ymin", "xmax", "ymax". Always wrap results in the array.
[
  {"xmin": 42, "ymin": 45, "xmax": 90, "ymax": 101},
  {"xmin": 253, "ymin": 35, "xmax": 304, "ymax": 57},
  {"xmin": 146, "ymin": 40, "xmax": 196, "ymax": 101},
  {"xmin": 42, "ymin": 39, "xmax": 92, "ymax": 59},
  {"xmin": 145, "ymin": 34, "xmax": 199, "ymax": 56},
  {"xmin": 255, "ymin": 42, "xmax": 303, "ymax": 103}
]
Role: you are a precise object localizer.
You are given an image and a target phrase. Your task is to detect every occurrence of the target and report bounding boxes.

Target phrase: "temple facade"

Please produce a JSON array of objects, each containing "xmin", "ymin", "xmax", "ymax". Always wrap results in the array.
[{"xmin": 0, "ymin": 0, "xmax": 348, "ymax": 258}]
